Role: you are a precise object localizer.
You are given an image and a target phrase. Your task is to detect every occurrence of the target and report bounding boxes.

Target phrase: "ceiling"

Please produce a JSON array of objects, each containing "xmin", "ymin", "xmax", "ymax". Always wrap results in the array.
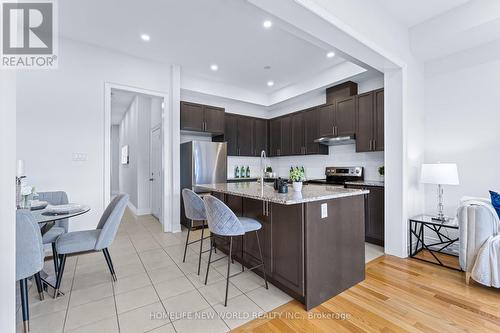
[
  {"xmin": 111, "ymin": 89, "xmax": 136, "ymax": 125},
  {"xmin": 377, "ymin": 0, "xmax": 471, "ymax": 27},
  {"xmin": 59, "ymin": 0, "xmax": 353, "ymax": 96}
]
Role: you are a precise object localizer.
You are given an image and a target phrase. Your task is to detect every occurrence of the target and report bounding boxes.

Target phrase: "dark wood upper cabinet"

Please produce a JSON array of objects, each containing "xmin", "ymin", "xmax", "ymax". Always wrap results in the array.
[
  {"xmin": 374, "ymin": 89, "xmax": 384, "ymax": 151},
  {"xmin": 304, "ymin": 108, "xmax": 328, "ymax": 155},
  {"xmin": 326, "ymin": 81, "xmax": 358, "ymax": 104},
  {"xmin": 204, "ymin": 105, "xmax": 225, "ymax": 134},
  {"xmin": 269, "ymin": 118, "xmax": 281, "ymax": 156},
  {"xmin": 318, "ymin": 103, "xmax": 334, "ymax": 137},
  {"xmin": 354, "ymin": 88, "xmax": 384, "ymax": 152},
  {"xmin": 180, "ymin": 101, "xmax": 224, "ymax": 134},
  {"xmin": 334, "ymin": 96, "xmax": 356, "ymax": 136},
  {"xmin": 180, "ymin": 101, "xmax": 204, "ymax": 132},
  {"xmin": 253, "ymin": 118, "xmax": 268, "ymax": 156},
  {"xmin": 237, "ymin": 116, "xmax": 254, "ymax": 156},
  {"xmin": 280, "ymin": 115, "xmax": 292, "ymax": 156},
  {"xmin": 224, "ymin": 114, "xmax": 238, "ymax": 156},
  {"xmin": 355, "ymin": 92, "xmax": 375, "ymax": 152},
  {"xmin": 291, "ymin": 112, "xmax": 305, "ymax": 155}
]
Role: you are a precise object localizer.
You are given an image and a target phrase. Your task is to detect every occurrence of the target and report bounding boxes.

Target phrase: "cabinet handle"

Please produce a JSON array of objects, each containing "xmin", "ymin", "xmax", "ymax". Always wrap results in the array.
[
  {"xmin": 263, "ymin": 201, "xmax": 266, "ymax": 216},
  {"xmin": 332, "ymin": 125, "xmax": 335, "ymax": 136}
]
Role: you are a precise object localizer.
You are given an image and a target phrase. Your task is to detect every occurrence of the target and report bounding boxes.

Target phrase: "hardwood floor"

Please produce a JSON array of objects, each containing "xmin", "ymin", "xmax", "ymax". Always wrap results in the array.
[{"xmin": 232, "ymin": 255, "xmax": 500, "ymax": 332}]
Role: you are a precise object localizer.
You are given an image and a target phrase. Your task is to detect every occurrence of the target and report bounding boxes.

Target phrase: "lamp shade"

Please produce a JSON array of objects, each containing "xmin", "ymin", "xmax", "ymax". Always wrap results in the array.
[{"xmin": 420, "ymin": 163, "xmax": 459, "ymax": 185}]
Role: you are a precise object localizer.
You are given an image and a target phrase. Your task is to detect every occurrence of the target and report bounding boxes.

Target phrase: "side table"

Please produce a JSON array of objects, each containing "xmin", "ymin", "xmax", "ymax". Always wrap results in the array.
[{"xmin": 409, "ymin": 214, "xmax": 461, "ymax": 271}]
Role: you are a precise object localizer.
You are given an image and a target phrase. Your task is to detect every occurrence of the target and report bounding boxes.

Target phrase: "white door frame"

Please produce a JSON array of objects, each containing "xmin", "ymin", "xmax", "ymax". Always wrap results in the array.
[{"xmin": 104, "ymin": 82, "xmax": 170, "ymax": 231}]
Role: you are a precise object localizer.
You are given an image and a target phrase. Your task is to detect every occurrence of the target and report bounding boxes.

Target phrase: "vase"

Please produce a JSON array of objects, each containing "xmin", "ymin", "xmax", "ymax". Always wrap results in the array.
[
  {"xmin": 292, "ymin": 182, "xmax": 303, "ymax": 192},
  {"xmin": 20, "ymin": 195, "xmax": 31, "ymax": 209}
]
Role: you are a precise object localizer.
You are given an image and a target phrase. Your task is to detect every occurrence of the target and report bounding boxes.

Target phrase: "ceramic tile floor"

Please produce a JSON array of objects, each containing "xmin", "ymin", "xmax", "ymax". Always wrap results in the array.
[{"xmin": 16, "ymin": 209, "xmax": 384, "ymax": 333}]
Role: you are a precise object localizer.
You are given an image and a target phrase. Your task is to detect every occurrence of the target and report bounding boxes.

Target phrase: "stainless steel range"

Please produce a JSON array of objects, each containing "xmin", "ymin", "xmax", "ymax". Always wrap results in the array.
[{"xmin": 308, "ymin": 166, "xmax": 364, "ymax": 185}]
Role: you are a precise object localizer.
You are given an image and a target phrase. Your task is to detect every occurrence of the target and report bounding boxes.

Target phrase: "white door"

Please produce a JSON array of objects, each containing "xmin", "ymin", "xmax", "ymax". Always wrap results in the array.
[{"xmin": 150, "ymin": 127, "xmax": 162, "ymax": 220}]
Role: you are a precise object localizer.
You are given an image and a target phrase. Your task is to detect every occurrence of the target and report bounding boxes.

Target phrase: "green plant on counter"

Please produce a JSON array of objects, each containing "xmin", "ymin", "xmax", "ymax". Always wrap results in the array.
[
  {"xmin": 289, "ymin": 167, "xmax": 305, "ymax": 182},
  {"xmin": 378, "ymin": 166, "xmax": 385, "ymax": 176},
  {"xmin": 265, "ymin": 166, "xmax": 273, "ymax": 172}
]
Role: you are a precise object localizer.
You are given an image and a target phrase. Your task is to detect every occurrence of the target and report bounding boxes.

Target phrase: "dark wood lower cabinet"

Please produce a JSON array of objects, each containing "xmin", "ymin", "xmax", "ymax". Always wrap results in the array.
[{"xmin": 345, "ymin": 185, "xmax": 385, "ymax": 246}]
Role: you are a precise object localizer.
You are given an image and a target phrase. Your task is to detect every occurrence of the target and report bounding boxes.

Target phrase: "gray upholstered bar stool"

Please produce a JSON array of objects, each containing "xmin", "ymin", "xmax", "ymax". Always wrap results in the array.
[
  {"xmin": 203, "ymin": 195, "xmax": 268, "ymax": 306},
  {"xmin": 16, "ymin": 210, "xmax": 45, "ymax": 333},
  {"xmin": 38, "ymin": 191, "xmax": 69, "ymax": 274},
  {"xmin": 53, "ymin": 194, "xmax": 128, "ymax": 297},
  {"xmin": 181, "ymin": 188, "xmax": 211, "ymax": 275}
]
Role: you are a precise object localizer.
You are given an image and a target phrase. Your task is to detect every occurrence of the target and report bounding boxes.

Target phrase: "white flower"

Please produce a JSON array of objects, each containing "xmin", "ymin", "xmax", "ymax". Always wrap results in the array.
[{"xmin": 21, "ymin": 186, "xmax": 33, "ymax": 196}]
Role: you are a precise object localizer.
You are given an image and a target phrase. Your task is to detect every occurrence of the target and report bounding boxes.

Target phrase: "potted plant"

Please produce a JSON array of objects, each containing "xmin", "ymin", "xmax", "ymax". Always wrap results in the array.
[
  {"xmin": 289, "ymin": 167, "xmax": 305, "ymax": 192},
  {"xmin": 378, "ymin": 166, "xmax": 385, "ymax": 180},
  {"xmin": 265, "ymin": 166, "xmax": 273, "ymax": 178}
]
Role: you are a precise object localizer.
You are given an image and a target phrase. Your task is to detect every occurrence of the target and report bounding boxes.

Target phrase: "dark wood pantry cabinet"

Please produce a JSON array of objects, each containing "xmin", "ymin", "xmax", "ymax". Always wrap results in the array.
[{"xmin": 180, "ymin": 101, "xmax": 224, "ymax": 134}]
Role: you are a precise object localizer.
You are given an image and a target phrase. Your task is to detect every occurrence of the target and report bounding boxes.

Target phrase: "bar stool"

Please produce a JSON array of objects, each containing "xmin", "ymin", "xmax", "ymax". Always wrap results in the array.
[
  {"xmin": 203, "ymin": 195, "xmax": 268, "ymax": 306},
  {"xmin": 181, "ymin": 189, "xmax": 211, "ymax": 275}
]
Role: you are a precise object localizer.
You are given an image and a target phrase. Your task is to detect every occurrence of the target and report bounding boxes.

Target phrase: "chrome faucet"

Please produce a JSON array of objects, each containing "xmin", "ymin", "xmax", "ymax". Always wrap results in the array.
[{"xmin": 260, "ymin": 150, "xmax": 267, "ymax": 194}]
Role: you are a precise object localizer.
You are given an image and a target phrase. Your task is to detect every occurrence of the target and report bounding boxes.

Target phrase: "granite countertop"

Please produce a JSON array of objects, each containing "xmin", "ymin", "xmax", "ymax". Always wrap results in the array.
[
  {"xmin": 344, "ymin": 180, "xmax": 385, "ymax": 187},
  {"xmin": 196, "ymin": 182, "xmax": 369, "ymax": 205}
]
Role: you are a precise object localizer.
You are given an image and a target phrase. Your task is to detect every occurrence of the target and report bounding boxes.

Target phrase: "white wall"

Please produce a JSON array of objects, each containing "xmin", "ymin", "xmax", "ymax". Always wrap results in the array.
[
  {"xmin": 0, "ymin": 71, "xmax": 16, "ymax": 333},
  {"xmin": 17, "ymin": 39, "xmax": 171, "ymax": 231},
  {"xmin": 424, "ymin": 50, "xmax": 500, "ymax": 216},
  {"xmin": 118, "ymin": 95, "xmax": 156, "ymax": 214},
  {"xmin": 119, "ymin": 97, "xmax": 139, "ymax": 207},
  {"xmin": 110, "ymin": 125, "xmax": 120, "ymax": 194}
]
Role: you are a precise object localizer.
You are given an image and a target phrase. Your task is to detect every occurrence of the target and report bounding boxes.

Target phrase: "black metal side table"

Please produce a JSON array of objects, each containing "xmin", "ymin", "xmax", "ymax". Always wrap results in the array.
[{"xmin": 409, "ymin": 214, "xmax": 461, "ymax": 271}]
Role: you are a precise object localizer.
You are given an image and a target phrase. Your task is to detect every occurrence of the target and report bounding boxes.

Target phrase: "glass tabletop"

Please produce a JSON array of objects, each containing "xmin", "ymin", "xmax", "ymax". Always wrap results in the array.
[
  {"xmin": 409, "ymin": 214, "xmax": 459, "ymax": 228},
  {"xmin": 28, "ymin": 205, "xmax": 91, "ymax": 224}
]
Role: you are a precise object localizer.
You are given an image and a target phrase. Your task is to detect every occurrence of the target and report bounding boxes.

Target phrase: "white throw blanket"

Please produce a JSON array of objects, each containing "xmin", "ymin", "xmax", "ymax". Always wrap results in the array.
[
  {"xmin": 471, "ymin": 235, "xmax": 500, "ymax": 287},
  {"xmin": 461, "ymin": 198, "xmax": 500, "ymax": 287}
]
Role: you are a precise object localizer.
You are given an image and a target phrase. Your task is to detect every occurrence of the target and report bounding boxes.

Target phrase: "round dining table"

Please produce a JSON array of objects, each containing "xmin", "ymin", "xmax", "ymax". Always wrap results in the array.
[{"xmin": 29, "ymin": 205, "xmax": 91, "ymax": 295}]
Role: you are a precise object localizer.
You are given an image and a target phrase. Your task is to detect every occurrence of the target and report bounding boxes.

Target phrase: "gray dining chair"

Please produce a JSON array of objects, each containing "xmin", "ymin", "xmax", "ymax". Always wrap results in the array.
[
  {"xmin": 182, "ymin": 188, "xmax": 211, "ymax": 275},
  {"xmin": 38, "ymin": 191, "xmax": 69, "ymax": 274},
  {"xmin": 16, "ymin": 210, "xmax": 45, "ymax": 333},
  {"xmin": 203, "ymin": 195, "xmax": 268, "ymax": 306},
  {"xmin": 53, "ymin": 194, "xmax": 129, "ymax": 297}
]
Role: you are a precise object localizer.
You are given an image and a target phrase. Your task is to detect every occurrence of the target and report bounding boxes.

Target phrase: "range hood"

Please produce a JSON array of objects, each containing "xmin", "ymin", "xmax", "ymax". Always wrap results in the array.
[{"xmin": 314, "ymin": 134, "xmax": 355, "ymax": 146}]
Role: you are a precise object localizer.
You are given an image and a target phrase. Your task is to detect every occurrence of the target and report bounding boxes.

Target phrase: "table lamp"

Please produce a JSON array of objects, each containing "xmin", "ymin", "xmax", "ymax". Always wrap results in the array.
[{"xmin": 420, "ymin": 163, "xmax": 459, "ymax": 222}]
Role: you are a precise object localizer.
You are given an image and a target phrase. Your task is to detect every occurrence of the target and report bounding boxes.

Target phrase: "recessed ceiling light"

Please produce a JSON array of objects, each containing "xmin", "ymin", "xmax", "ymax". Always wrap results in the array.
[
  {"xmin": 263, "ymin": 20, "xmax": 273, "ymax": 29},
  {"xmin": 326, "ymin": 51, "xmax": 335, "ymax": 58},
  {"xmin": 140, "ymin": 34, "xmax": 150, "ymax": 41},
  {"xmin": 210, "ymin": 64, "xmax": 218, "ymax": 71},
  {"xmin": 267, "ymin": 80, "xmax": 274, "ymax": 87},
  {"xmin": 264, "ymin": 65, "xmax": 271, "ymax": 70}
]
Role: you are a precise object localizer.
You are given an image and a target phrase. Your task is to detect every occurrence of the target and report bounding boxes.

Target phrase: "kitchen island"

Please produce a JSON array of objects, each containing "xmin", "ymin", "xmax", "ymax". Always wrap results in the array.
[{"xmin": 197, "ymin": 182, "xmax": 369, "ymax": 310}]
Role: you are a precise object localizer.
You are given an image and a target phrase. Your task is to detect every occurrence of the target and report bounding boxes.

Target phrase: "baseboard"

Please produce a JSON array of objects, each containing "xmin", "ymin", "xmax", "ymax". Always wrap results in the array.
[
  {"xmin": 136, "ymin": 208, "xmax": 152, "ymax": 216},
  {"xmin": 126, "ymin": 202, "xmax": 152, "ymax": 216}
]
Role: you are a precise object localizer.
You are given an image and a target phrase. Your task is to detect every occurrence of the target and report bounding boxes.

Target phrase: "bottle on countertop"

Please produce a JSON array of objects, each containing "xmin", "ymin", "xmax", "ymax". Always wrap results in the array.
[
  {"xmin": 241, "ymin": 165, "xmax": 245, "ymax": 178},
  {"xmin": 246, "ymin": 166, "xmax": 250, "ymax": 178},
  {"xmin": 234, "ymin": 166, "xmax": 239, "ymax": 178}
]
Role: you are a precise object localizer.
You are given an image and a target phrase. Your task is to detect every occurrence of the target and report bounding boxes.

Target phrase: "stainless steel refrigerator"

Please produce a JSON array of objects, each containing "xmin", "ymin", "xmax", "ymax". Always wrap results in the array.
[{"xmin": 180, "ymin": 141, "xmax": 227, "ymax": 226}]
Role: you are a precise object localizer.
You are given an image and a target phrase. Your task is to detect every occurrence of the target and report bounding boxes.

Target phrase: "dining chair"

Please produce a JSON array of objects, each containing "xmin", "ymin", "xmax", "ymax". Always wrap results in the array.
[
  {"xmin": 203, "ymin": 195, "xmax": 268, "ymax": 306},
  {"xmin": 181, "ymin": 188, "xmax": 211, "ymax": 275},
  {"xmin": 53, "ymin": 194, "xmax": 129, "ymax": 297},
  {"xmin": 16, "ymin": 210, "xmax": 45, "ymax": 333},
  {"xmin": 38, "ymin": 191, "xmax": 69, "ymax": 274}
]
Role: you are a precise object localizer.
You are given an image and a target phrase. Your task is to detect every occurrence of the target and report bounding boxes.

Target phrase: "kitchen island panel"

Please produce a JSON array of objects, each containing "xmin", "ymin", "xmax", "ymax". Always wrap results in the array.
[{"xmin": 305, "ymin": 195, "xmax": 365, "ymax": 310}]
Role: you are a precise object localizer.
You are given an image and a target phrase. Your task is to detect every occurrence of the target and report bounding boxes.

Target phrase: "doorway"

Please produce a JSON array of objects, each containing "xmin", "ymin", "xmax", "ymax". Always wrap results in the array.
[{"xmin": 105, "ymin": 83, "xmax": 168, "ymax": 228}]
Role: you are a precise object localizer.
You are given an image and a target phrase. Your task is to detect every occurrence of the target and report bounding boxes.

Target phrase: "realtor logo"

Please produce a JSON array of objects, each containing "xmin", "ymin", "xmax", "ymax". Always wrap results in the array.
[{"xmin": 1, "ymin": 0, "xmax": 58, "ymax": 69}]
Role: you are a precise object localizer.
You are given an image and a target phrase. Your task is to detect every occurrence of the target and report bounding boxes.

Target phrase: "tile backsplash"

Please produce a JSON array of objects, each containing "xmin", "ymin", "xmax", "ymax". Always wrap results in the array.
[{"xmin": 228, "ymin": 144, "xmax": 384, "ymax": 181}]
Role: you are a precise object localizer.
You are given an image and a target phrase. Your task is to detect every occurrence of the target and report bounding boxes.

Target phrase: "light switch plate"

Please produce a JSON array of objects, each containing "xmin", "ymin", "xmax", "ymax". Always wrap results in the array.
[{"xmin": 321, "ymin": 203, "xmax": 328, "ymax": 219}]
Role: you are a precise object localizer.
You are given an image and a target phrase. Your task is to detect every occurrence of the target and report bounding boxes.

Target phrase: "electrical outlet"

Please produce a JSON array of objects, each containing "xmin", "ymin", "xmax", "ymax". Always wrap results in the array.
[{"xmin": 321, "ymin": 203, "xmax": 328, "ymax": 219}]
